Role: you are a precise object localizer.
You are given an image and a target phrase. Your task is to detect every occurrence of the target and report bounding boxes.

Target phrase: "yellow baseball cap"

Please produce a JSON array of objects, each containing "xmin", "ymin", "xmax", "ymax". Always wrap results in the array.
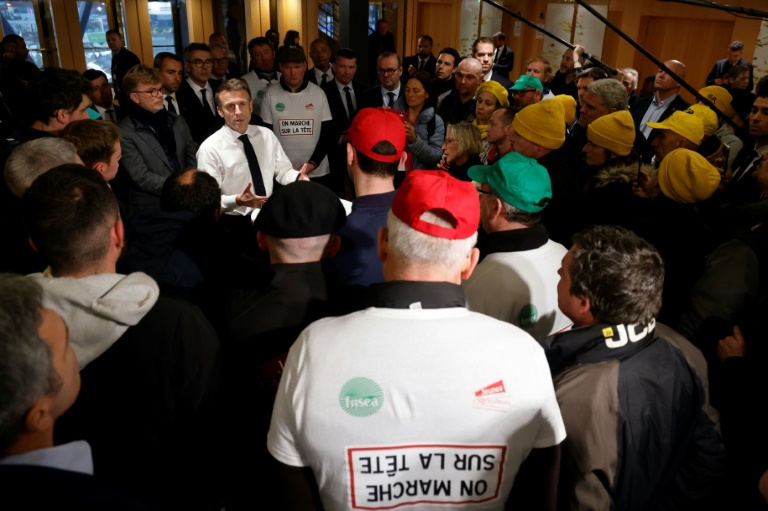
[{"xmin": 647, "ymin": 110, "xmax": 705, "ymax": 145}]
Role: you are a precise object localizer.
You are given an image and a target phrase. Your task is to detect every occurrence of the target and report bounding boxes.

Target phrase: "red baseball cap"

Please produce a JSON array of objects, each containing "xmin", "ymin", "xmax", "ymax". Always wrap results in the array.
[
  {"xmin": 392, "ymin": 170, "xmax": 480, "ymax": 240},
  {"xmin": 347, "ymin": 107, "xmax": 406, "ymax": 163}
]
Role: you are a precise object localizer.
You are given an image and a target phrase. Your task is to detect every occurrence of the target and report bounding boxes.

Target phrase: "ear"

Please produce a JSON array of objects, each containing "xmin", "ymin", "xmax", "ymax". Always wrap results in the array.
[
  {"xmin": 572, "ymin": 293, "xmax": 595, "ymax": 324},
  {"xmin": 24, "ymin": 396, "xmax": 55, "ymax": 434},
  {"xmin": 28, "ymin": 237, "xmax": 39, "ymax": 254},
  {"xmin": 377, "ymin": 226, "xmax": 389, "ymax": 263},
  {"xmin": 346, "ymin": 143, "xmax": 355, "ymax": 167},
  {"xmin": 112, "ymin": 216, "xmax": 125, "ymax": 251},
  {"xmin": 459, "ymin": 247, "xmax": 481, "ymax": 281},
  {"xmin": 217, "ymin": 106, "xmax": 224, "ymax": 118},
  {"xmin": 213, "ymin": 207, "xmax": 222, "ymax": 223},
  {"xmin": 256, "ymin": 230, "xmax": 269, "ymax": 252},
  {"xmin": 324, "ymin": 234, "xmax": 341, "ymax": 259},
  {"xmin": 491, "ymin": 196, "xmax": 504, "ymax": 220},
  {"xmin": 93, "ymin": 161, "xmax": 107, "ymax": 175},
  {"xmin": 54, "ymin": 109, "xmax": 68, "ymax": 125},
  {"xmin": 398, "ymin": 151, "xmax": 408, "ymax": 167},
  {"xmin": 129, "ymin": 92, "xmax": 140, "ymax": 105},
  {"xmin": 609, "ymin": 107, "xmax": 617, "ymax": 114}
]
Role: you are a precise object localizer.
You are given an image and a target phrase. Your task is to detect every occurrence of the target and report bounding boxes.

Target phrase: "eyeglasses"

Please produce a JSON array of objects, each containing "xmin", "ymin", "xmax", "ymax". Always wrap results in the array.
[
  {"xmin": 212, "ymin": 57, "xmax": 229, "ymax": 64},
  {"xmin": 377, "ymin": 67, "xmax": 400, "ymax": 75},
  {"xmin": 189, "ymin": 59, "xmax": 213, "ymax": 68},
  {"xmin": 133, "ymin": 88, "xmax": 163, "ymax": 98},
  {"xmin": 513, "ymin": 89, "xmax": 536, "ymax": 96}
]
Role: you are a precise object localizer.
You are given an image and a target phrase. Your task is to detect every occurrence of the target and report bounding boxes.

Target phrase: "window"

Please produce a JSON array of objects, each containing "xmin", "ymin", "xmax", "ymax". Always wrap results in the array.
[
  {"xmin": 148, "ymin": 1, "xmax": 176, "ymax": 57},
  {"xmin": 0, "ymin": 1, "xmax": 46, "ymax": 68},
  {"xmin": 77, "ymin": 1, "xmax": 111, "ymax": 75}
]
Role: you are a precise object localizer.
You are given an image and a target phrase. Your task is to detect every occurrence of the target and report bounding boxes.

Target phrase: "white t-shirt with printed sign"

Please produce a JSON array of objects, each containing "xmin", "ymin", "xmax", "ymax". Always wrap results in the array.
[
  {"xmin": 268, "ymin": 306, "xmax": 566, "ymax": 510},
  {"xmin": 260, "ymin": 81, "xmax": 332, "ymax": 178}
]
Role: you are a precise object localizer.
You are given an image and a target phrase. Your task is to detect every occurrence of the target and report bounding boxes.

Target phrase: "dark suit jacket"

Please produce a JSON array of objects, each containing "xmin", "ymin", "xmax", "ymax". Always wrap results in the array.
[
  {"xmin": 305, "ymin": 67, "xmax": 334, "ymax": 86},
  {"xmin": 631, "ymin": 93, "xmax": 691, "ymax": 160},
  {"xmin": 493, "ymin": 46, "xmax": 514, "ymax": 78},
  {"xmin": 357, "ymin": 85, "xmax": 407, "ymax": 111},
  {"xmin": 0, "ymin": 464, "xmax": 153, "ymax": 510},
  {"xmin": 403, "ymin": 54, "xmax": 437, "ymax": 77},
  {"xmin": 111, "ymin": 47, "xmax": 141, "ymax": 96},
  {"xmin": 176, "ymin": 79, "xmax": 224, "ymax": 144},
  {"xmin": 706, "ymin": 57, "xmax": 754, "ymax": 93},
  {"xmin": 489, "ymin": 72, "xmax": 513, "ymax": 90},
  {"xmin": 322, "ymin": 79, "xmax": 366, "ymax": 190}
]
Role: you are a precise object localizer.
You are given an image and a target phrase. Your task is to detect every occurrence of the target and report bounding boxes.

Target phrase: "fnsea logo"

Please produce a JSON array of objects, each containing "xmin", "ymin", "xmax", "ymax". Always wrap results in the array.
[{"xmin": 339, "ymin": 377, "xmax": 384, "ymax": 418}]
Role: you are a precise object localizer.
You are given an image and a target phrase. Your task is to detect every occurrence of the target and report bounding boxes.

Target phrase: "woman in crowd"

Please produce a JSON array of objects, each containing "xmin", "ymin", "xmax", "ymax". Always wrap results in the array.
[
  {"xmin": 403, "ymin": 70, "xmax": 444, "ymax": 170},
  {"xmin": 723, "ymin": 65, "xmax": 751, "ymax": 91},
  {"xmin": 437, "ymin": 121, "xmax": 483, "ymax": 181},
  {"xmin": 278, "ymin": 30, "xmax": 302, "ymax": 54},
  {"xmin": 471, "ymin": 80, "xmax": 509, "ymax": 164}
]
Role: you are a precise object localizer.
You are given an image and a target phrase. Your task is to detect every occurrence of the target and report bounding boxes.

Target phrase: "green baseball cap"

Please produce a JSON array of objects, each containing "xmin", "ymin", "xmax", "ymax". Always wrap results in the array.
[
  {"xmin": 509, "ymin": 75, "xmax": 543, "ymax": 92},
  {"xmin": 468, "ymin": 152, "xmax": 552, "ymax": 213}
]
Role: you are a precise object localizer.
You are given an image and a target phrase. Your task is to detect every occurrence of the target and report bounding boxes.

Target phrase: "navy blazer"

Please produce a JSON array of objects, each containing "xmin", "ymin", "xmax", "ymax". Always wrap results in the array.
[
  {"xmin": 357, "ymin": 85, "xmax": 407, "ymax": 111},
  {"xmin": 493, "ymin": 46, "xmax": 514, "ymax": 78}
]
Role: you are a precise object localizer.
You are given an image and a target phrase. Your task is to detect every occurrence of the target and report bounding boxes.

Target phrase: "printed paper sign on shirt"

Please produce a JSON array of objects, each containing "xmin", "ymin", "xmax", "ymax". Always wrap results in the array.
[
  {"xmin": 347, "ymin": 444, "xmax": 506, "ymax": 509},
  {"xmin": 278, "ymin": 118, "xmax": 314, "ymax": 136}
]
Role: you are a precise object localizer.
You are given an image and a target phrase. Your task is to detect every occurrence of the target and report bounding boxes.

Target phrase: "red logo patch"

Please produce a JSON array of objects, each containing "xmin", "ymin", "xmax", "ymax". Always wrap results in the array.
[{"xmin": 474, "ymin": 380, "xmax": 506, "ymax": 397}]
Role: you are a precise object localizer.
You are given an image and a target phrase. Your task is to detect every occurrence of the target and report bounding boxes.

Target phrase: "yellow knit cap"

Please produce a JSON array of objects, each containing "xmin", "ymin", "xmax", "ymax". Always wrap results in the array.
[
  {"xmin": 511, "ymin": 100, "xmax": 566, "ymax": 150},
  {"xmin": 587, "ymin": 110, "xmax": 635, "ymax": 156},
  {"xmin": 647, "ymin": 110, "xmax": 705, "ymax": 145},
  {"xmin": 658, "ymin": 148, "xmax": 721, "ymax": 204},
  {"xmin": 686, "ymin": 104, "xmax": 718, "ymax": 137},
  {"xmin": 551, "ymin": 95, "xmax": 576, "ymax": 126},
  {"xmin": 474, "ymin": 80, "xmax": 510, "ymax": 108}
]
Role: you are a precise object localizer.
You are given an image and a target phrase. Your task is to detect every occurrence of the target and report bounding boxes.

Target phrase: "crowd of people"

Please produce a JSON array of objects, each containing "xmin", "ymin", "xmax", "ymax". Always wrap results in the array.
[{"xmin": 1, "ymin": 21, "xmax": 767, "ymax": 510}]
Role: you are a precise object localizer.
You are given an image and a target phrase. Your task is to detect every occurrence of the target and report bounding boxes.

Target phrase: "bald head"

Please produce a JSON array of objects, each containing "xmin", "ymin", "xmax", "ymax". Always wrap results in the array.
[
  {"xmin": 455, "ymin": 58, "xmax": 483, "ymax": 99},
  {"xmin": 655, "ymin": 60, "xmax": 686, "ymax": 98}
]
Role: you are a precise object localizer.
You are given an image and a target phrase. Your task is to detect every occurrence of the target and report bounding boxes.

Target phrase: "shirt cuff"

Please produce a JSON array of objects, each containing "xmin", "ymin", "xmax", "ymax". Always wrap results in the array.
[{"xmin": 222, "ymin": 194, "xmax": 238, "ymax": 212}]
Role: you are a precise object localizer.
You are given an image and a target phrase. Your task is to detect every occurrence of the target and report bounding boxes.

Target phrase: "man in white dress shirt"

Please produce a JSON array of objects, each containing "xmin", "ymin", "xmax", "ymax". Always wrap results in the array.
[{"xmin": 197, "ymin": 78, "xmax": 308, "ymax": 220}]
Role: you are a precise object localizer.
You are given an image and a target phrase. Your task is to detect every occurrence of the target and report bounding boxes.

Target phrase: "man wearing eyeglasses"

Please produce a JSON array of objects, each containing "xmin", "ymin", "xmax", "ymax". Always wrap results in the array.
[
  {"xmin": 209, "ymin": 42, "xmax": 235, "ymax": 87},
  {"xmin": 176, "ymin": 43, "xmax": 223, "ymax": 144},
  {"xmin": 510, "ymin": 75, "xmax": 544, "ymax": 109},
  {"xmin": 119, "ymin": 65, "xmax": 197, "ymax": 214},
  {"xmin": 358, "ymin": 52, "xmax": 406, "ymax": 111}
]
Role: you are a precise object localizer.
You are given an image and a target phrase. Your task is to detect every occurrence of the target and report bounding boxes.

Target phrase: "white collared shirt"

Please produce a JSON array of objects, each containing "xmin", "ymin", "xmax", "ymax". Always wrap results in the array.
[
  {"xmin": 0, "ymin": 440, "xmax": 93, "ymax": 475},
  {"xmin": 186, "ymin": 77, "xmax": 216, "ymax": 115},
  {"xmin": 162, "ymin": 92, "xmax": 179, "ymax": 114},
  {"xmin": 93, "ymin": 104, "xmax": 117, "ymax": 122},
  {"xmin": 483, "ymin": 69, "xmax": 493, "ymax": 82},
  {"xmin": 336, "ymin": 79, "xmax": 356, "ymax": 113},
  {"xmin": 196, "ymin": 124, "xmax": 299, "ymax": 215},
  {"xmin": 313, "ymin": 67, "xmax": 334, "ymax": 85},
  {"xmin": 380, "ymin": 83, "xmax": 402, "ymax": 106}
]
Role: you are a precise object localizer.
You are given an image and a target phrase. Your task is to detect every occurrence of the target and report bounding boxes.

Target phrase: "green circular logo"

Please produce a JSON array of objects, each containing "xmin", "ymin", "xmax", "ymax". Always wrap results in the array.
[
  {"xmin": 518, "ymin": 304, "xmax": 539, "ymax": 329},
  {"xmin": 275, "ymin": 102, "xmax": 285, "ymax": 112},
  {"xmin": 257, "ymin": 89, "xmax": 265, "ymax": 99},
  {"xmin": 339, "ymin": 377, "xmax": 384, "ymax": 418}
]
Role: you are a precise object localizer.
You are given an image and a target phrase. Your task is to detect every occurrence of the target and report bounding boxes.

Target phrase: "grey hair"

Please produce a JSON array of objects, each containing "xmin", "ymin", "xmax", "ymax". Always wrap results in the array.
[
  {"xmin": 4, "ymin": 138, "xmax": 80, "ymax": 198},
  {"xmin": 386, "ymin": 210, "xmax": 477, "ymax": 273},
  {"xmin": 569, "ymin": 225, "xmax": 664, "ymax": 325},
  {"xmin": 587, "ymin": 78, "xmax": 629, "ymax": 112},
  {"xmin": 491, "ymin": 191, "xmax": 542, "ymax": 226},
  {"xmin": 0, "ymin": 274, "xmax": 60, "ymax": 455},
  {"xmin": 622, "ymin": 68, "xmax": 639, "ymax": 90}
]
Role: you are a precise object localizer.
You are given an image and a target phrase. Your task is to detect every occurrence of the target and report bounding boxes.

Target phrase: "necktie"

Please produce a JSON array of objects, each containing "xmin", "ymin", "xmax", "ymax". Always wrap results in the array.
[
  {"xmin": 321, "ymin": 73, "xmax": 328, "ymax": 86},
  {"xmin": 733, "ymin": 150, "xmax": 762, "ymax": 182},
  {"xmin": 387, "ymin": 91, "xmax": 396, "ymax": 108},
  {"xmin": 104, "ymin": 109, "xmax": 116, "ymax": 123},
  {"xmin": 238, "ymin": 134, "xmax": 268, "ymax": 197},
  {"xmin": 200, "ymin": 88, "xmax": 212, "ymax": 115},
  {"xmin": 344, "ymin": 86, "xmax": 355, "ymax": 120},
  {"xmin": 166, "ymin": 96, "xmax": 177, "ymax": 114},
  {"xmin": 418, "ymin": 60, "xmax": 424, "ymax": 71}
]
